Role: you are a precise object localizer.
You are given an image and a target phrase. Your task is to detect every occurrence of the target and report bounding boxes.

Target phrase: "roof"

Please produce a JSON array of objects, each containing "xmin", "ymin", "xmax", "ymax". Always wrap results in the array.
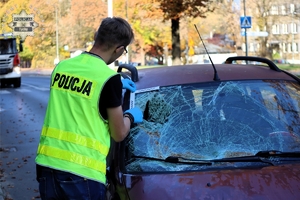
[{"xmin": 133, "ymin": 64, "xmax": 297, "ymax": 89}]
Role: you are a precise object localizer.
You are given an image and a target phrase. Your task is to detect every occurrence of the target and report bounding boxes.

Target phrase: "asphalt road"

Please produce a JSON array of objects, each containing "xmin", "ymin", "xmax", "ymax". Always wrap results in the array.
[{"xmin": 0, "ymin": 74, "xmax": 51, "ymax": 200}]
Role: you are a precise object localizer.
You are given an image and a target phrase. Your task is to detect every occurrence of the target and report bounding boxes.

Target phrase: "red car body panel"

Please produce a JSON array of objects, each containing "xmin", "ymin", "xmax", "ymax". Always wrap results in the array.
[
  {"xmin": 111, "ymin": 62, "xmax": 300, "ymax": 200},
  {"xmin": 136, "ymin": 64, "xmax": 296, "ymax": 89},
  {"xmin": 120, "ymin": 164, "xmax": 300, "ymax": 200}
]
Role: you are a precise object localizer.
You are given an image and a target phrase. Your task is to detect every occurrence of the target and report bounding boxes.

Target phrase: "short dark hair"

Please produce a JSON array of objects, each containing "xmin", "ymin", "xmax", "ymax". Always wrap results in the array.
[{"xmin": 94, "ymin": 17, "xmax": 134, "ymax": 51}]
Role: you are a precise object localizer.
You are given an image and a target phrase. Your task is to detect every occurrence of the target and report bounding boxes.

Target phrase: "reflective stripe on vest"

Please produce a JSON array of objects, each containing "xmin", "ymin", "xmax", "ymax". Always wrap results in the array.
[
  {"xmin": 41, "ymin": 126, "xmax": 109, "ymax": 156},
  {"xmin": 37, "ymin": 144, "xmax": 106, "ymax": 174}
]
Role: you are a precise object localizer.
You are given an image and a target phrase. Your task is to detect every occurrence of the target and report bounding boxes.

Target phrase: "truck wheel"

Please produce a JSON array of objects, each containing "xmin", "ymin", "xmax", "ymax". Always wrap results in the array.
[{"xmin": 13, "ymin": 78, "xmax": 21, "ymax": 88}]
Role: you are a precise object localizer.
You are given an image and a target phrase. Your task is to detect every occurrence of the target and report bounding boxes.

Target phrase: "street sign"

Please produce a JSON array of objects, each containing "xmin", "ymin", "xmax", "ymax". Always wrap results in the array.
[
  {"xmin": 241, "ymin": 31, "xmax": 268, "ymax": 37},
  {"xmin": 240, "ymin": 16, "xmax": 252, "ymax": 29},
  {"xmin": 7, "ymin": 10, "xmax": 39, "ymax": 40}
]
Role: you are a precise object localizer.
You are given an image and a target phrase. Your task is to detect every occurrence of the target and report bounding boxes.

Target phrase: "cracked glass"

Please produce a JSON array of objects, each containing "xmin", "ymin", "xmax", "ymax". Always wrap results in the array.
[{"xmin": 125, "ymin": 80, "xmax": 300, "ymax": 172}]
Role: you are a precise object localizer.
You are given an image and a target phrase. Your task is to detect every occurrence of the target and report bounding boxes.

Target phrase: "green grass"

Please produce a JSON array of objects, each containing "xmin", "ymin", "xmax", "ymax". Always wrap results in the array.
[{"xmin": 276, "ymin": 64, "xmax": 300, "ymax": 71}]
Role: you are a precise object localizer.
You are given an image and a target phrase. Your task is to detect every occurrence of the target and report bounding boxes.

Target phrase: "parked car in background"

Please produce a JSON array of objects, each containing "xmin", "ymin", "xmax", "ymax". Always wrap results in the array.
[
  {"xmin": 107, "ymin": 57, "xmax": 300, "ymax": 200},
  {"xmin": 273, "ymin": 59, "xmax": 289, "ymax": 64}
]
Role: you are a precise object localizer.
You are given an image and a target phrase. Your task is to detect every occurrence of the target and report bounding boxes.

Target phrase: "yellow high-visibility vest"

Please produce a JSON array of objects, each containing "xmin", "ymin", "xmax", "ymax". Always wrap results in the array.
[{"xmin": 36, "ymin": 52, "xmax": 118, "ymax": 184}]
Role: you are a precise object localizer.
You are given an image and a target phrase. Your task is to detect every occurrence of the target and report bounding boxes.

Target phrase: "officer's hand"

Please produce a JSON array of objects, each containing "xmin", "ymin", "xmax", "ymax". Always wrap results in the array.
[
  {"xmin": 124, "ymin": 107, "xmax": 143, "ymax": 123},
  {"xmin": 122, "ymin": 79, "xmax": 136, "ymax": 92}
]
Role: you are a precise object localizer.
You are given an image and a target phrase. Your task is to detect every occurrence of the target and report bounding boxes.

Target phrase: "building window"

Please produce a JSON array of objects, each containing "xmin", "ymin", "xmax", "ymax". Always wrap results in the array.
[
  {"xmin": 282, "ymin": 24, "xmax": 288, "ymax": 34},
  {"xmin": 249, "ymin": 43, "xmax": 259, "ymax": 52},
  {"xmin": 291, "ymin": 23, "xmax": 298, "ymax": 33},
  {"xmin": 279, "ymin": 43, "xmax": 282, "ymax": 51},
  {"xmin": 250, "ymin": 43, "xmax": 254, "ymax": 52},
  {"xmin": 281, "ymin": 5, "xmax": 287, "ymax": 15},
  {"xmin": 290, "ymin": 4, "xmax": 295, "ymax": 13},
  {"xmin": 272, "ymin": 24, "xmax": 280, "ymax": 34},
  {"xmin": 288, "ymin": 43, "xmax": 291, "ymax": 53},
  {"xmin": 271, "ymin": 5, "xmax": 279, "ymax": 15},
  {"xmin": 292, "ymin": 43, "xmax": 299, "ymax": 53},
  {"xmin": 282, "ymin": 43, "xmax": 286, "ymax": 53}
]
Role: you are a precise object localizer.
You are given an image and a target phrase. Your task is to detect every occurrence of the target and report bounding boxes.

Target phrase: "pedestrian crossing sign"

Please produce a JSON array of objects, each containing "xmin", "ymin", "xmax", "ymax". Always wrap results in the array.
[{"xmin": 240, "ymin": 16, "xmax": 252, "ymax": 29}]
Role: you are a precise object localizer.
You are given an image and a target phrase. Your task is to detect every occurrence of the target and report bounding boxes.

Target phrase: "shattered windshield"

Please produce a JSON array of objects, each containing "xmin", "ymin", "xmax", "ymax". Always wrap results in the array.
[{"xmin": 125, "ymin": 80, "xmax": 300, "ymax": 172}]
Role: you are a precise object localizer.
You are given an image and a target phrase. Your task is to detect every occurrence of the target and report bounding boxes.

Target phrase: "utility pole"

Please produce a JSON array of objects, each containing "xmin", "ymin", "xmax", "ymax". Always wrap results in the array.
[
  {"xmin": 292, "ymin": 11, "xmax": 295, "ymax": 64},
  {"xmin": 125, "ymin": 0, "xmax": 129, "ymax": 64},
  {"xmin": 108, "ymin": 0, "xmax": 113, "ymax": 17},
  {"xmin": 243, "ymin": 0, "xmax": 248, "ymax": 57},
  {"xmin": 55, "ymin": 6, "xmax": 59, "ymax": 65}
]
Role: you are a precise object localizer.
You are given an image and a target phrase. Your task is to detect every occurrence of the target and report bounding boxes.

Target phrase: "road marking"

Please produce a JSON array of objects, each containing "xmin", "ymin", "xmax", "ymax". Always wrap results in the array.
[
  {"xmin": 0, "ymin": 90, "xmax": 11, "ymax": 94},
  {"xmin": 0, "ymin": 107, "xmax": 5, "ymax": 112},
  {"xmin": 22, "ymin": 83, "xmax": 50, "ymax": 91},
  {"xmin": 15, "ymin": 88, "xmax": 31, "ymax": 93},
  {"xmin": 0, "ymin": 84, "xmax": 49, "ymax": 95}
]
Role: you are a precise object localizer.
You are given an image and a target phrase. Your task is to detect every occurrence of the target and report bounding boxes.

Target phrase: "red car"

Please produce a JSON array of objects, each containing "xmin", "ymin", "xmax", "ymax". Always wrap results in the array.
[{"xmin": 106, "ymin": 56, "xmax": 300, "ymax": 200}]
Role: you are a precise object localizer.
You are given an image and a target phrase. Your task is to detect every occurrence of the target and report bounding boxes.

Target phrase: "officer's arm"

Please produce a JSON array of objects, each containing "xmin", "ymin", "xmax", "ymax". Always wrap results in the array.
[{"xmin": 107, "ymin": 106, "xmax": 131, "ymax": 142}]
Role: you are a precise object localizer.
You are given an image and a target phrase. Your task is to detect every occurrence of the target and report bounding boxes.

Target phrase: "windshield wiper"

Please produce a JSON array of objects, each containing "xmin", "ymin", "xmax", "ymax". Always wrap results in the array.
[
  {"xmin": 132, "ymin": 155, "xmax": 273, "ymax": 166},
  {"xmin": 210, "ymin": 151, "xmax": 300, "ymax": 166},
  {"xmin": 132, "ymin": 151, "xmax": 300, "ymax": 166},
  {"xmin": 210, "ymin": 155, "xmax": 275, "ymax": 166},
  {"xmin": 131, "ymin": 155, "xmax": 212, "ymax": 165},
  {"xmin": 255, "ymin": 150, "xmax": 300, "ymax": 158},
  {"xmin": 166, "ymin": 155, "xmax": 276, "ymax": 166}
]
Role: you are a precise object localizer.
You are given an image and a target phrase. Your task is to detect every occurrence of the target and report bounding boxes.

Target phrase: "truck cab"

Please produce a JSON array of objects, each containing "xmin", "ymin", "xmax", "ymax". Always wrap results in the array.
[{"xmin": 0, "ymin": 33, "xmax": 23, "ymax": 88}]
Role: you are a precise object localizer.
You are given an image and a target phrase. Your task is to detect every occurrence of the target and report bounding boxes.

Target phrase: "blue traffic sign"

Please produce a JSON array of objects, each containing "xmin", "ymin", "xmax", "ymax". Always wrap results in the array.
[{"xmin": 240, "ymin": 16, "xmax": 252, "ymax": 29}]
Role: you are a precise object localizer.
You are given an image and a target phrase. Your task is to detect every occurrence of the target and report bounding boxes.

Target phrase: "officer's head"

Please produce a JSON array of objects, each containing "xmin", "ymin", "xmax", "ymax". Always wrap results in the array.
[{"xmin": 93, "ymin": 17, "xmax": 134, "ymax": 65}]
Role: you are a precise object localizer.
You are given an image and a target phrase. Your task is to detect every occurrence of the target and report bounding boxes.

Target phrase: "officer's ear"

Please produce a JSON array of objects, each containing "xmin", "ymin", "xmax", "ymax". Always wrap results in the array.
[{"xmin": 115, "ymin": 46, "xmax": 125, "ymax": 54}]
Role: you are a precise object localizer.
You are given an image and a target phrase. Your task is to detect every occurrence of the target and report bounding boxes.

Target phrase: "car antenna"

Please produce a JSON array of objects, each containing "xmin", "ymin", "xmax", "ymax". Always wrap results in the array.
[{"xmin": 194, "ymin": 24, "xmax": 220, "ymax": 81}]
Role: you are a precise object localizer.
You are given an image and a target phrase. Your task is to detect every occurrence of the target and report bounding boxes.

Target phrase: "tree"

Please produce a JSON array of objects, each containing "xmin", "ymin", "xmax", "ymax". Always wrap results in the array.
[
  {"xmin": 0, "ymin": 0, "xmax": 109, "ymax": 68},
  {"xmin": 156, "ymin": 0, "xmax": 214, "ymax": 65},
  {"xmin": 19, "ymin": 45, "xmax": 34, "ymax": 67},
  {"xmin": 114, "ymin": 0, "xmax": 170, "ymax": 65},
  {"xmin": 208, "ymin": 1, "xmax": 240, "ymax": 50},
  {"xmin": 68, "ymin": 0, "xmax": 107, "ymax": 49}
]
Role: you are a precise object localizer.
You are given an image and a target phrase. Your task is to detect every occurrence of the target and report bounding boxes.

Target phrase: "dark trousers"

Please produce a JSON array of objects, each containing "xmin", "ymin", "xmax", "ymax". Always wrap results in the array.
[{"xmin": 36, "ymin": 165, "xmax": 106, "ymax": 200}]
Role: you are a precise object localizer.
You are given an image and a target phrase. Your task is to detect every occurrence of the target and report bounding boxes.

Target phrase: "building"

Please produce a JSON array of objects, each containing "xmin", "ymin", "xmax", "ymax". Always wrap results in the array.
[{"xmin": 241, "ymin": 0, "xmax": 300, "ymax": 64}]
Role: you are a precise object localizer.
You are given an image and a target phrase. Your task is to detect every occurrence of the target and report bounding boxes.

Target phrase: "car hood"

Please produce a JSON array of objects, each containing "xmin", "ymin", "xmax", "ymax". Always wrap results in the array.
[{"xmin": 121, "ymin": 164, "xmax": 300, "ymax": 200}]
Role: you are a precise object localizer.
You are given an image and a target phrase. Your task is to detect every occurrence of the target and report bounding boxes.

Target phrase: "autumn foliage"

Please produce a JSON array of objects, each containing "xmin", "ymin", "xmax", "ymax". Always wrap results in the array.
[{"xmin": 0, "ymin": 0, "xmax": 233, "ymax": 67}]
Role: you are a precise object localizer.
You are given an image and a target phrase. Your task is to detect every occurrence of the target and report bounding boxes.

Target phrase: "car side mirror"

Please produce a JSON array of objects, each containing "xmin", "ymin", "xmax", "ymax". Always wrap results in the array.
[
  {"xmin": 117, "ymin": 64, "xmax": 139, "ymax": 82},
  {"xmin": 19, "ymin": 40, "xmax": 23, "ymax": 52}
]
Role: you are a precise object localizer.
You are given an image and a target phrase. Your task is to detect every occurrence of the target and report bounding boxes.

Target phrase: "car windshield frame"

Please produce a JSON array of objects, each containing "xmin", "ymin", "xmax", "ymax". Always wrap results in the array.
[{"xmin": 124, "ymin": 79, "xmax": 300, "ymax": 172}]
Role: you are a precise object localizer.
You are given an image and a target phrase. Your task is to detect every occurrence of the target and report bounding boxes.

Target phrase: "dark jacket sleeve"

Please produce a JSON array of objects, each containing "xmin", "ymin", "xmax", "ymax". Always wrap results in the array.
[{"xmin": 99, "ymin": 74, "xmax": 123, "ymax": 120}]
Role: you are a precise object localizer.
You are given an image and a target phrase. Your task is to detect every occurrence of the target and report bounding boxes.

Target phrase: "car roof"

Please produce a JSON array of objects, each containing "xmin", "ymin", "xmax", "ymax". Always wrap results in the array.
[{"xmin": 133, "ymin": 64, "xmax": 297, "ymax": 89}]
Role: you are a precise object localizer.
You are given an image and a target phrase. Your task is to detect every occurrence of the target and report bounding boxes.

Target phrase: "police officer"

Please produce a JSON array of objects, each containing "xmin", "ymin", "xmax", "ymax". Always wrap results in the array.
[{"xmin": 35, "ymin": 17, "xmax": 143, "ymax": 199}]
